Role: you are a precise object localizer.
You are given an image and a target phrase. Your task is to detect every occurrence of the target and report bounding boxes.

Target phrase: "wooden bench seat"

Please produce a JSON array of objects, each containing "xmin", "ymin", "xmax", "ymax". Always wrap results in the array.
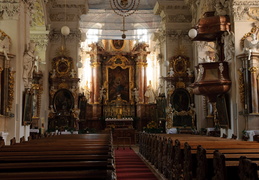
[
  {"xmin": 139, "ymin": 133, "xmax": 259, "ymax": 180},
  {"xmin": 0, "ymin": 133, "xmax": 115, "ymax": 180},
  {"xmin": 0, "ymin": 154, "xmax": 112, "ymax": 162},
  {"xmin": 0, "ymin": 170, "xmax": 114, "ymax": 180},
  {"xmin": 0, "ymin": 145, "xmax": 111, "ymax": 152},
  {"xmin": 1, "ymin": 160, "xmax": 115, "ymax": 171},
  {"xmin": 0, "ymin": 160, "xmax": 114, "ymax": 170}
]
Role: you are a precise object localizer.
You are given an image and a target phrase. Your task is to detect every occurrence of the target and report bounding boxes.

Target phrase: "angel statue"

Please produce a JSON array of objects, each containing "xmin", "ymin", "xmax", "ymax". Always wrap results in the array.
[{"xmin": 244, "ymin": 33, "xmax": 259, "ymax": 60}]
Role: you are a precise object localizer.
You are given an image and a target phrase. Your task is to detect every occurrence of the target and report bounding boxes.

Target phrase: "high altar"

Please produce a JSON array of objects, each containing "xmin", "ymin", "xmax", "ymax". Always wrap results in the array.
[
  {"xmin": 79, "ymin": 40, "xmax": 158, "ymax": 132},
  {"xmin": 47, "ymin": 39, "xmax": 160, "ymax": 132}
]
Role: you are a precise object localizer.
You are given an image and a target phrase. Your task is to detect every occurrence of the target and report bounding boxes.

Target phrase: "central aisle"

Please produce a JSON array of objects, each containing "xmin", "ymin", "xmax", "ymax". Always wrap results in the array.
[{"xmin": 115, "ymin": 147, "xmax": 159, "ymax": 180}]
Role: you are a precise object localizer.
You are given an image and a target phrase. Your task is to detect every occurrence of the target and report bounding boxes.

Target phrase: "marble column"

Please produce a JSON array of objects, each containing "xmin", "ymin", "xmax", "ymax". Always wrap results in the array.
[
  {"xmin": 249, "ymin": 66, "xmax": 258, "ymax": 113},
  {"xmin": 136, "ymin": 58, "xmax": 147, "ymax": 104},
  {"xmin": 90, "ymin": 61, "xmax": 101, "ymax": 104}
]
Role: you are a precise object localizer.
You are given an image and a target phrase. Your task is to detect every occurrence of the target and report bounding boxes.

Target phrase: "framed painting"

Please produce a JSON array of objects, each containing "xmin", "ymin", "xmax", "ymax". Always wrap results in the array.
[
  {"xmin": 53, "ymin": 89, "xmax": 74, "ymax": 112},
  {"xmin": 170, "ymin": 88, "xmax": 191, "ymax": 112},
  {"xmin": 108, "ymin": 66, "xmax": 130, "ymax": 101},
  {"xmin": 22, "ymin": 89, "xmax": 34, "ymax": 125},
  {"xmin": 216, "ymin": 94, "xmax": 230, "ymax": 128},
  {"xmin": 111, "ymin": 40, "xmax": 125, "ymax": 50}
]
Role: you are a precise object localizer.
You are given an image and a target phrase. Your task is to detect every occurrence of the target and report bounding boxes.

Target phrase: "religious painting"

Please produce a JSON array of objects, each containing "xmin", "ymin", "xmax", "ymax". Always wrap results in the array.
[
  {"xmin": 216, "ymin": 94, "xmax": 230, "ymax": 128},
  {"xmin": 108, "ymin": 66, "xmax": 129, "ymax": 101},
  {"xmin": 22, "ymin": 89, "xmax": 34, "ymax": 125},
  {"xmin": 171, "ymin": 55, "xmax": 189, "ymax": 76},
  {"xmin": 53, "ymin": 89, "xmax": 74, "ymax": 112},
  {"xmin": 52, "ymin": 56, "xmax": 72, "ymax": 77},
  {"xmin": 170, "ymin": 88, "xmax": 190, "ymax": 112},
  {"xmin": 112, "ymin": 40, "xmax": 124, "ymax": 50},
  {"xmin": 120, "ymin": 0, "xmax": 128, "ymax": 7}
]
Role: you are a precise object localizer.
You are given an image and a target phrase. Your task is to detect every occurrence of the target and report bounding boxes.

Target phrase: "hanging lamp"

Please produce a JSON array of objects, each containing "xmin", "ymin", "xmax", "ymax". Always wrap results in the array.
[{"xmin": 110, "ymin": 0, "xmax": 140, "ymax": 39}]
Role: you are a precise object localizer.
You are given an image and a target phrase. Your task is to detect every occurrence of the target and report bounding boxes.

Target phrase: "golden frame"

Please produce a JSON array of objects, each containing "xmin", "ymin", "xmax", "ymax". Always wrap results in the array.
[
  {"xmin": 105, "ymin": 55, "xmax": 134, "ymax": 102},
  {"xmin": 110, "ymin": 40, "xmax": 126, "ymax": 51},
  {"xmin": 54, "ymin": 57, "xmax": 72, "ymax": 77},
  {"xmin": 172, "ymin": 56, "xmax": 189, "ymax": 76}
]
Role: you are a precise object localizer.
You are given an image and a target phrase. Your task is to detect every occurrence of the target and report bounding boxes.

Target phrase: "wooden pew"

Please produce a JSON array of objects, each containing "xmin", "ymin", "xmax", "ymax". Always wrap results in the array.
[
  {"xmin": 0, "ymin": 170, "xmax": 115, "ymax": 180},
  {"xmin": 138, "ymin": 133, "xmax": 259, "ymax": 180},
  {"xmin": 239, "ymin": 156, "xmax": 259, "ymax": 180},
  {"xmin": 0, "ymin": 133, "xmax": 116, "ymax": 180}
]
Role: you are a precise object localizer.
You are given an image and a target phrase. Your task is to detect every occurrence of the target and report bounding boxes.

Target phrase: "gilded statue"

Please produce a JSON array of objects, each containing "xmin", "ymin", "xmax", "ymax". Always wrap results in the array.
[{"xmin": 115, "ymin": 94, "xmax": 123, "ymax": 119}]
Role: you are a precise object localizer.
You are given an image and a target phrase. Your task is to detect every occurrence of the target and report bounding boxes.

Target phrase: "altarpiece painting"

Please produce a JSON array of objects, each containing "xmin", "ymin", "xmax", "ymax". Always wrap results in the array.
[{"xmin": 108, "ymin": 66, "xmax": 129, "ymax": 101}]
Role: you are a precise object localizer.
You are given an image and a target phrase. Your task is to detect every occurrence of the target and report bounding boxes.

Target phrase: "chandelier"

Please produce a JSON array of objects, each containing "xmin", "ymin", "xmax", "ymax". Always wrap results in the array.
[{"xmin": 110, "ymin": 0, "xmax": 140, "ymax": 39}]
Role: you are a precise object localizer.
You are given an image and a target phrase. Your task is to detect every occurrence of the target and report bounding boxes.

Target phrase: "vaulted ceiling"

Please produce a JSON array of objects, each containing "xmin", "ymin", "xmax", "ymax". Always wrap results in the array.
[
  {"xmin": 47, "ymin": 0, "xmax": 161, "ymax": 40},
  {"xmin": 80, "ymin": 0, "xmax": 161, "ymax": 40}
]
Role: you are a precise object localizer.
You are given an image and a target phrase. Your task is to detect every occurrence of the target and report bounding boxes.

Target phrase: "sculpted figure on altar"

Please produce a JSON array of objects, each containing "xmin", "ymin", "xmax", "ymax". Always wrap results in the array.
[
  {"xmin": 0, "ymin": 30, "xmax": 11, "ymax": 60},
  {"xmin": 133, "ymin": 88, "xmax": 139, "ymax": 103},
  {"xmin": 115, "ymin": 94, "xmax": 123, "ymax": 119},
  {"xmin": 145, "ymin": 81, "xmax": 156, "ymax": 104},
  {"xmin": 99, "ymin": 86, "xmax": 107, "ymax": 103},
  {"xmin": 244, "ymin": 33, "xmax": 259, "ymax": 60}
]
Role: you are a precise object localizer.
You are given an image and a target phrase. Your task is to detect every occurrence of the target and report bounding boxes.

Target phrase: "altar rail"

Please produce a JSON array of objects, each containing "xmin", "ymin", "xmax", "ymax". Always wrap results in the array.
[{"xmin": 139, "ymin": 133, "xmax": 259, "ymax": 180}]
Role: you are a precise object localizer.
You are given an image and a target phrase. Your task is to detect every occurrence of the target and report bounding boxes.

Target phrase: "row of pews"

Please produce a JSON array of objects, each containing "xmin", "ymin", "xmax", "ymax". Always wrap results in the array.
[
  {"xmin": 0, "ymin": 133, "xmax": 116, "ymax": 180},
  {"xmin": 139, "ymin": 133, "xmax": 259, "ymax": 180}
]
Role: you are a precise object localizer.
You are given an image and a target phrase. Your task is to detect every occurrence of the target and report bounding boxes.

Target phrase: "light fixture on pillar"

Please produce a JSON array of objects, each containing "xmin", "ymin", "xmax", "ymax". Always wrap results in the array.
[
  {"xmin": 61, "ymin": 0, "xmax": 70, "ymax": 36},
  {"xmin": 188, "ymin": 28, "xmax": 198, "ymax": 39},
  {"xmin": 61, "ymin": 26, "xmax": 70, "ymax": 36},
  {"xmin": 59, "ymin": 0, "xmax": 70, "ymax": 56},
  {"xmin": 110, "ymin": 0, "xmax": 140, "ymax": 39}
]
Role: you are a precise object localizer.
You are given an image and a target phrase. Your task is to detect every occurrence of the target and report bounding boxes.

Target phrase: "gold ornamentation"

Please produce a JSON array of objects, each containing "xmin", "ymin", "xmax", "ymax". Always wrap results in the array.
[
  {"xmin": 0, "ymin": 29, "xmax": 12, "ymax": 46},
  {"xmin": 107, "ymin": 55, "xmax": 129, "ymax": 68},
  {"xmin": 59, "ymin": 83, "xmax": 69, "ymax": 89},
  {"xmin": 91, "ymin": 62, "xmax": 101, "ymax": 68},
  {"xmin": 31, "ymin": 83, "xmax": 43, "ymax": 118},
  {"xmin": 55, "ymin": 57, "xmax": 71, "ymax": 77},
  {"xmin": 249, "ymin": 66, "xmax": 258, "ymax": 73},
  {"xmin": 136, "ymin": 62, "xmax": 148, "ymax": 67},
  {"xmin": 238, "ymin": 69, "xmax": 245, "ymax": 106},
  {"xmin": 171, "ymin": 55, "xmax": 189, "ymax": 77},
  {"xmin": 7, "ymin": 69, "xmax": 15, "ymax": 112},
  {"xmin": 55, "ymin": 46, "xmax": 70, "ymax": 57},
  {"xmin": 176, "ymin": 82, "xmax": 185, "ymax": 89}
]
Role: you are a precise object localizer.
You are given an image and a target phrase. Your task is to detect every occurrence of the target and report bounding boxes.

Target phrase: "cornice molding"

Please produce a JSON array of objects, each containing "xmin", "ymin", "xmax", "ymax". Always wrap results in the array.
[
  {"xmin": 233, "ymin": 3, "xmax": 259, "ymax": 21},
  {"xmin": 168, "ymin": 14, "xmax": 192, "ymax": 23},
  {"xmin": 48, "ymin": 0, "xmax": 88, "ymax": 15},
  {"xmin": 30, "ymin": 33, "xmax": 49, "ymax": 50},
  {"xmin": 0, "ymin": 1, "xmax": 20, "ymax": 19},
  {"xmin": 154, "ymin": 1, "xmax": 188, "ymax": 16},
  {"xmin": 48, "ymin": 29, "xmax": 82, "ymax": 43},
  {"xmin": 233, "ymin": 1, "xmax": 259, "ymax": 6},
  {"xmin": 49, "ymin": 13, "xmax": 76, "ymax": 22}
]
